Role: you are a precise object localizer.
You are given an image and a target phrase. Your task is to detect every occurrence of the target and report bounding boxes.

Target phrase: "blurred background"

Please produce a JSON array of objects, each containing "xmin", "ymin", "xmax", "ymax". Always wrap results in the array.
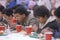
[{"xmin": 0, "ymin": 0, "xmax": 60, "ymax": 11}]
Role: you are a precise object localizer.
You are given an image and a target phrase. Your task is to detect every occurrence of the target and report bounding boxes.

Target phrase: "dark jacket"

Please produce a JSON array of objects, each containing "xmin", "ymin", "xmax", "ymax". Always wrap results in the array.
[{"xmin": 37, "ymin": 20, "xmax": 59, "ymax": 34}]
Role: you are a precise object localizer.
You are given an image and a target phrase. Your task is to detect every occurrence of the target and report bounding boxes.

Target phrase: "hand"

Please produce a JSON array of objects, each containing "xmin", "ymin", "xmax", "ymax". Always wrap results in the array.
[
  {"xmin": 41, "ymin": 27, "xmax": 53, "ymax": 34},
  {"xmin": 0, "ymin": 22, "xmax": 3, "ymax": 26}
]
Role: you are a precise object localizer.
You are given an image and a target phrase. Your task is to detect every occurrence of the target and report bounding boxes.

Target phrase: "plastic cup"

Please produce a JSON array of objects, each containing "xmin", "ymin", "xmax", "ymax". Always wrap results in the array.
[
  {"xmin": 16, "ymin": 25, "xmax": 22, "ymax": 32},
  {"xmin": 25, "ymin": 26, "xmax": 32, "ymax": 35},
  {"xmin": 0, "ymin": 26, "xmax": 5, "ymax": 31},
  {"xmin": 45, "ymin": 32, "xmax": 53, "ymax": 40}
]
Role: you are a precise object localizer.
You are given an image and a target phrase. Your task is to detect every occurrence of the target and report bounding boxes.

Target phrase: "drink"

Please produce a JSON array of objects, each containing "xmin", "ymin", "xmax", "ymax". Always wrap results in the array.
[
  {"xmin": 25, "ymin": 26, "xmax": 32, "ymax": 35},
  {"xmin": 0, "ymin": 30, "xmax": 4, "ymax": 35},
  {"xmin": 45, "ymin": 32, "xmax": 53, "ymax": 40},
  {"xmin": 0, "ymin": 26, "xmax": 5, "ymax": 31},
  {"xmin": 16, "ymin": 25, "xmax": 22, "ymax": 32}
]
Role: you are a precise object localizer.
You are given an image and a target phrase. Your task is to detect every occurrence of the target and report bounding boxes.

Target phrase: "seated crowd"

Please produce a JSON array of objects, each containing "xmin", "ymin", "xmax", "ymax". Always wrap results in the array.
[{"xmin": 0, "ymin": 4, "xmax": 60, "ymax": 37}]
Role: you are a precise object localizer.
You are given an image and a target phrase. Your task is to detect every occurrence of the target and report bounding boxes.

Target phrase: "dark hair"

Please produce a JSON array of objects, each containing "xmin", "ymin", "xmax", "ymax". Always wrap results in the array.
[
  {"xmin": 14, "ymin": 5, "xmax": 30, "ymax": 17},
  {"xmin": 33, "ymin": 5, "xmax": 38, "ymax": 10},
  {"xmin": 34, "ymin": 6, "xmax": 50, "ymax": 18},
  {"xmin": 11, "ymin": 4, "xmax": 22, "ymax": 10},
  {"xmin": 0, "ymin": 5, "xmax": 5, "ymax": 12},
  {"xmin": 54, "ymin": 7, "xmax": 60, "ymax": 18},
  {"xmin": 2, "ymin": 8, "xmax": 13, "ymax": 16}
]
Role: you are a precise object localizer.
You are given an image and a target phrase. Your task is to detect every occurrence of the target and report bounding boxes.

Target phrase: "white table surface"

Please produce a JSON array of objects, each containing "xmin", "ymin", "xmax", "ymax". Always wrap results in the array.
[
  {"xmin": 0, "ymin": 31, "xmax": 60, "ymax": 40},
  {"xmin": 0, "ymin": 32, "xmax": 39, "ymax": 40}
]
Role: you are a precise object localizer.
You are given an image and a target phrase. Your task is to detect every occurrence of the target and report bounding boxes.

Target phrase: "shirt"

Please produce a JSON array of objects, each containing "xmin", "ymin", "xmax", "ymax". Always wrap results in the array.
[
  {"xmin": 37, "ymin": 0, "xmax": 52, "ymax": 11},
  {"xmin": 55, "ymin": 0, "xmax": 60, "ymax": 8},
  {"xmin": 16, "ymin": 0, "xmax": 29, "ymax": 9},
  {"xmin": 0, "ymin": 0, "xmax": 6, "ymax": 8},
  {"xmin": 6, "ymin": 0, "xmax": 16, "ymax": 8}
]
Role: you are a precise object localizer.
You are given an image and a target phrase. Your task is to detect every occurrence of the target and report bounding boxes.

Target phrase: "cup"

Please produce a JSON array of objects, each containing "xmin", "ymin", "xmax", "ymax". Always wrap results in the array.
[
  {"xmin": 45, "ymin": 32, "xmax": 53, "ymax": 40},
  {"xmin": 16, "ymin": 25, "xmax": 22, "ymax": 32},
  {"xmin": 0, "ymin": 26, "xmax": 5, "ymax": 31},
  {"xmin": 25, "ymin": 26, "xmax": 32, "ymax": 35},
  {"xmin": 0, "ymin": 30, "xmax": 4, "ymax": 35}
]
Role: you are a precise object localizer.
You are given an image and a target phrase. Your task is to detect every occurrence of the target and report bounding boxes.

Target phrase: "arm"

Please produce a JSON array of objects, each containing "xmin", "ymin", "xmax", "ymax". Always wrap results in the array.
[
  {"xmin": 41, "ymin": 27, "xmax": 53, "ymax": 34},
  {"xmin": 51, "ymin": 0, "xmax": 56, "ymax": 8},
  {"xmin": 28, "ymin": 18, "xmax": 39, "ymax": 32}
]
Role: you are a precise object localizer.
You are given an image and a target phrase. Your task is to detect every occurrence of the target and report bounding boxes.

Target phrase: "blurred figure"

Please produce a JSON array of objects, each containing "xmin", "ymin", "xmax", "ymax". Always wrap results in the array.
[
  {"xmin": 14, "ymin": 5, "xmax": 29, "ymax": 26},
  {"xmin": 33, "ymin": 6, "xmax": 58, "ymax": 34},
  {"xmin": 0, "ymin": 5, "xmax": 5, "ymax": 22},
  {"xmin": 51, "ymin": 0, "xmax": 60, "ymax": 8},
  {"xmin": 37, "ymin": 0, "xmax": 52, "ymax": 11},
  {"xmin": 6, "ymin": 0, "xmax": 11, "ymax": 2},
  {"xmin": 54, "ymin": 6, "xmax": 60, "ymax": 32},
  {"xmin": 0, "ymin": 5, "xmax": 5, "ymax": 26},
  {"xmin": 16, "ymin": 0, "xmax": 29, "ymax": 9},
  {"xmin": 14, "ymin": 5, "xmax": 39, "ymax": 31},
  {"xmin": 11, "ymin": 4, "xmax": 23, "ymax": 13},
  {"xmin": 0, "ymin": 0, "xmax": 6, "ymax": 7},
  {"xmin": 27, "ymin": 5, "xmax": 39, "ymax": 32},
  {"xmin": 28, "ymin": 0, "xmax": 36, "ymax": 10},
  {"xmin": 6, "ymin": 0, "xmax": 16, "ymax": 8},
  {"xmin": 53, "ymin": 6, "xmax": 60, "ymax": 38}
]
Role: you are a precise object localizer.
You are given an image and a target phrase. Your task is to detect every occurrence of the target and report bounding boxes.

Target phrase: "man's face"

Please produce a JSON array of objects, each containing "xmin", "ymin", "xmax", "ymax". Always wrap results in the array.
[
  {"xmin": 3, "ymin": 14, "xmax": 13, "ymax": 22},
  {"xmin": 13, "ymin": 13, "xmax": 25, "ymax": 22},
  {"xmin": 36, "ymin": 16, "xmax": 47, "ymax": 24}
]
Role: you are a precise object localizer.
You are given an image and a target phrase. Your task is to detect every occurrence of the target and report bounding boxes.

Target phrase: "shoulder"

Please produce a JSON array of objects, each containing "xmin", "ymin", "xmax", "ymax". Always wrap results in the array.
[
  {"xmin": 28, "ymin": 18, "xmax": 39, "ymax": 26},
  {"xmin": 29, "ymin": 18, "xmax": 39, "ymax": 24},
  {"xmin": 47, "ymin": 20, "xmax": 57, "ymax": 26},
  {"xmin": 45, "ymin": 20, "xmax": 59, "ymax": 31}
]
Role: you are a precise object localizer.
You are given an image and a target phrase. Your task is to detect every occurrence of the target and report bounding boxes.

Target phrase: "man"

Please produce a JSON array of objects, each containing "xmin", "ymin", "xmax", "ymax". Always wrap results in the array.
[
  {"xmin": 51, "ymin": 0, "xmax": 60, "ymax": 8},
  {"xmin": 33, "ymin": 6, "xmax": 58, "ymax": 34},
  {"xmin": 2, "ymin": 8, "xmax": 15, "ymax": 30},
  {"xmin": 16, "ymin": 0, "xmax": 29, "ymax": 9},
  {"xmin": 0, "ymin": 5, "xmax": 5, "ymax": 26},
  {"xmin": 37, "ymin": 0, "xmax": 52, "ymax": 11},
  {"xmin": 14, "ymin": 5, "xmax": 39, "ymax": 31},
  {"xmin": 14, "ymin": 5, "xmax": 29, "ymax": 25},
  {"xmin": 13, "ymin": 5, "xmax": 29, "ymax": 30},
  {"xmin": 53, "ymin": 6, "xmax": 60, "ymax": 38},
  {"xmin": 0, "ymin": 0, "xmax": 6, "ymax": 7},
  {"xmin": 6, "ymin": 0, "xmax": 16, "ymax": 8},
  {"xmin": 28, "ymin": 0, "xmax": 36, "ymax": 10},
  {"xmin": 54, "ymin": 6, "xmax": 60, "ymax": 31},
  {"xmin": 0, "ymin": 5, "xmax": 5, "ymax": 22}
]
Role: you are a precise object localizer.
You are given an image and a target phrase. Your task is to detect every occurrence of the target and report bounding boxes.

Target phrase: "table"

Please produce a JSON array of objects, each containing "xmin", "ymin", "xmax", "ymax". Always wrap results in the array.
[
  {"xmin": 0, "ymin": 31, "xmax": 39, "ymax": 40},
  {"xmin": 0, "ymin": 31, "xmax": 60, "ymax": 40}
]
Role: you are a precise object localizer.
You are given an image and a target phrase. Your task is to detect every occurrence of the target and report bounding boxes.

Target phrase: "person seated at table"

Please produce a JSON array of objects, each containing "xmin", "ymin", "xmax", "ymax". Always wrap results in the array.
[
  {"xmin": 0, "ymin": 5, "xmax": 5, "ymax": 26},
  {"xmin": 0, "ymin": 5, "xmax": 5, "ymax": 22},
  {"xmin": 2, "ymin": 8, "xmax": 15, "ymax": 30},
  {"xmin": 51, "ymin": 8, "xmax": 56, "ymax": 16},
  {"xmin": 54, "ymin": 6, "xmax": 60, "ymax": 32},
  {"xmin": 13, "ymin": 5, "xmax": 39, "ymax": 31},
  {"xmin": 13, "ymin": 5, "xmax": 30, "ymax": 30},
  {"xmin": 33, "ymin": 6, "xmax": 59, "ymax": 34},
  {"xmin": 14, "ymin": 5, "xmax": 29, "ymax": 25},
  {"xmin": 51, "ymin": 6, "xmax": 60, "ymax": 38}
]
